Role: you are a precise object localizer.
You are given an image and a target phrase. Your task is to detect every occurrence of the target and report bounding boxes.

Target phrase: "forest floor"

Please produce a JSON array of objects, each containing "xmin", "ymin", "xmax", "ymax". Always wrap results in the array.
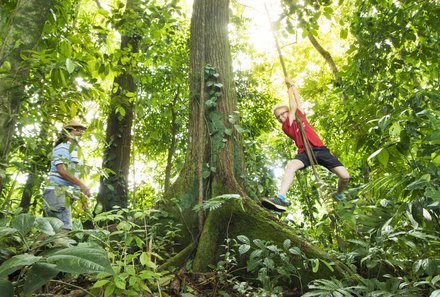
[{"xmin": 30, "ymin": 271, "xmax": 303, "ymax": 296}]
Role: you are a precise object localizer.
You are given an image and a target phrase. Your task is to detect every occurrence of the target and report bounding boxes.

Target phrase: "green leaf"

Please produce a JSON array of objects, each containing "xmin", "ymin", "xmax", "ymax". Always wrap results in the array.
[
  {"xmin": 263, "ymin": 258, "xmax": 275, "ymax": 269},
  {"xmin": 422, "ymin": 209, "xmax": 432, "ymax": 221},
  {"xmin": 0, "ymin": 254, "xmax": 42, "ymax": 277},
  {"xmin": 405, "ymin": 175, "xmax": 430, "ymax": 190},
  {"xmin": 34, "ymin": 217, "xmax": 64, "ymax": 235},
  {"xmin": 426, "ymin": 130, "xmax": 440, "ymax": 141},
  {"xmin": 311, "ymin": 258, "xmax": 319, "ymax": 273},
  {"xmin": 267, "ymin": 245, "xmax": 279, "ymax": 252},
  {"xmin": 125, "ymin": 91, "xmax": 137, "ymax": 98},
  {"xmin": 104, "ymin": 282, "xmax": 115, "ymax": 297},
  {"xmin": 238, "ymin": 244, "xmax": 250, "ymax": 255},
  {"xmin": 367, "ymin": 148, "xmax": 384, "ymax": 162},
  {"xmin": 253, "ymin": 239, "xmax": 266, "ymax": 249},
  {"xmin": 289, "ymin": 247, "xmax": 301, "ymax": 256},
  {"xmin": 66, "ymin": 58, "xmax": 75, "ymax": 74},
  {"xmin": 11, "ymin": 213, "xmax": 35, "ymax": 236},
  {"xmin": 47, "ymin": 246, "xmax": 114, "ymax": 275},
  {"xmin": 139, "ymin": 253, "xmax": 157, "ymax": 269},
  {"xmin": 425, "ymin": 187, "xmax": 440, "ymax": 200},
  {"xmin": 319, "ymin": 259, "xmax": 334, "ymax": 272},
  {"xmin": 114, "ymin": 275, "xmax": 126, "ymax": 290},
  {"xmin": 0, "ymin": 227, "xmax": 18, "ymax": 237},
  {"xmin": 23, "ymin": 263, "xmax": 59, "ymax": 295},
  {"xmin": 0, "ymin": 279, "xmax": 13, "ymax": 297},
  {"xmin": 237, "ymin": 235, "xmax": 250, "ymax": 244},
  {"xmin": 339, "ymin": 28, "xmax": 348, "ymax": 39},
  {"xmin": 283, "ymin": 239, "xmax": 291, "ymax": 249},
  {"xmin": 224, "ymin": 128, "xmax": 232, "ymax": 136},
  {"xmin": 377, "ymin": 148, "xmax": 389, "ymax": 167},
  {"xmin": 139, "ymin": 270, "xmax": 161, "ymax": 280},
  {"xmin": 430, "ymin": 290, "xmax": 440, "ymax": 297},
  {"xmin": 93, "ymin": 279, "xmax": 110, "ymax": 288}
]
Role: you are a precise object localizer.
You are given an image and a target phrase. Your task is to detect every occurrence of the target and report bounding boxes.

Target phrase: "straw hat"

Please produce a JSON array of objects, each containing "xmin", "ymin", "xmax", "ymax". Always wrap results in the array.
[{"xmin": 63, "ymin": 119, "xmax": 87, "ymax": 129}]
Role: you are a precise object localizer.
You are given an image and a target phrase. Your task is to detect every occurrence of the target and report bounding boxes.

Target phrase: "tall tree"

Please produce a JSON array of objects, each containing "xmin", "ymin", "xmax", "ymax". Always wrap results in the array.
[
  {"xmin": 96, "ymin": 0, "xmax": 139, "ymax": 211},
  {"xmin": 0, "ymin": 0, "xmax": 54, "ymax": 193}
]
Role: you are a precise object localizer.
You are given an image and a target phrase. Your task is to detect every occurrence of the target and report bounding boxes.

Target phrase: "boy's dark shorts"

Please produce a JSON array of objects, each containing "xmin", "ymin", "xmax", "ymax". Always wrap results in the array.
[{"xmin": 295, "ymin": 146, "xmax": 344, "ymax": 170}]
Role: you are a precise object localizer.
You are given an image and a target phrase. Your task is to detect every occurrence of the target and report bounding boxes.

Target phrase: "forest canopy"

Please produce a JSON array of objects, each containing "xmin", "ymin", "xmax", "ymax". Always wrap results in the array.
[{"xmin": 0, "ymin": 0, "xmax": 439, "ymax": 296}]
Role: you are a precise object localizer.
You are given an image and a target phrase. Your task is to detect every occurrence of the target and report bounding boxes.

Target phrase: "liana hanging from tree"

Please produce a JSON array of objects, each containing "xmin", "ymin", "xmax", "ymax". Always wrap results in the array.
[{"xmin": 262, "ymin": 77, "xmax": 350, "ymax": 212}]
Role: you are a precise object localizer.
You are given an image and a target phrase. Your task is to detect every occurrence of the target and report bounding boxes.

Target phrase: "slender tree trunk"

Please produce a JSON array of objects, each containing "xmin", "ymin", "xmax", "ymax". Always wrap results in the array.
[
  {"xmin": 0, "ymin": 0, "xmax": 54, "ymax": 193},
  {"xmin": 164, "ymin": 89, "xmax": 179, "ymax": 193},
  {"xmin": 96, "ymin": 0, "xmax": 139, "ymax": 211},
  {"xmin": 19, "ymin": 173, "xmax": 36, "ymax": 212}
]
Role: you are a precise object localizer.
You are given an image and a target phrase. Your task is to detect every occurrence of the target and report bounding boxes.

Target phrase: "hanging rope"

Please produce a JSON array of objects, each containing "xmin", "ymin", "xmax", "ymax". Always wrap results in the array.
[{"xmin": 264, "ymin": 3, "xmax": 322, "ymax": 188}]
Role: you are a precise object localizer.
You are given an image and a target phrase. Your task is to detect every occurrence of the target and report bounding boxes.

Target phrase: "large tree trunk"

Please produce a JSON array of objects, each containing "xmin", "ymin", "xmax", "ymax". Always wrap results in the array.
[
  {"xmin": 161, "ymin": 0, "xmax": 245, "ymax": 244},
  {"xmin": 96, "ymin": 0, "xmax": 139, "ymax": 211},
  {"xmin": 0, "ymin": 0, "xmax": 54, "ymax": 193}
]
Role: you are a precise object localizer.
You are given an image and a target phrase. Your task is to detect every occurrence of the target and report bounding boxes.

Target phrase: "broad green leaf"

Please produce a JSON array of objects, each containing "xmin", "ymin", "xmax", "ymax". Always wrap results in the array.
[
  {"xmin": 249, "ymin": 249, "xmax": 262, "ymax": 259},
  {"xmin": 0, "ymin": 279, "xmax": 13, "ymax": 297},
  {"xmin": 114, "ymin": 275, "xmax": 126, "ymax": 290},
  {"xmin": 139, "ymin": 254, "xmax": 157, "ymax": 269},
  {"xmin": 430, "ymin": 290, "xmax": 440, "ymax": 297},
  {"xmin": 253, "ymin": 239, "xmax": 266, "ymax": 249},
  {"xmin": 23, "ymin": 263, "xmax": 59, "ymax": 295},
  {"xmin": 289, "ymin": 247, "xmax": 301, "ymax": 256},
  {"xmin": 238, "ymin": 244, "xmax": 250, "ymax": 255},
  {"xmin": 237, "ymin": 235, "xmax": 250, "ymax": 244},
  {"xmin": 34, "ymin": 217, "xmax": 64, "ymax": 235},
  {"xmin": 283, "ymin": 239, "xmax": 291, "ymax": 249},
  {"xmin": 0, "ymin": 254, "xmax": 42, "ymax": 277},
  {"xmin": 47, "ymin": 246, "xmax": 113, "ymax": 274},
  {"xmin": 267, "ymin": 245, "xmax": 279, "ymax": 252},
  {"xmin": 11, "ymin": 213, "xmax": 35, "ymax": 236}
]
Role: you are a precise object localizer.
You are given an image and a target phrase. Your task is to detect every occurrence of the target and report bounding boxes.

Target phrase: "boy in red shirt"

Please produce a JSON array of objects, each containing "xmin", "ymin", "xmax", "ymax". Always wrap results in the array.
[{"xmin": 263, "ymin": 78, "xmax": 350, "ymax": 212}]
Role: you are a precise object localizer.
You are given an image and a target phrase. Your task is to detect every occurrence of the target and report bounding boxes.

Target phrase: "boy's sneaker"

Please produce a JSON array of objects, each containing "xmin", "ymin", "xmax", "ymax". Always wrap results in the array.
[
  {"xmin": 333, "ymin": 192, "xmax": 345, "ymax": 201},
  {"xmin": 261, "ymin": 196, "xmax": 291, "ymax": 212}
]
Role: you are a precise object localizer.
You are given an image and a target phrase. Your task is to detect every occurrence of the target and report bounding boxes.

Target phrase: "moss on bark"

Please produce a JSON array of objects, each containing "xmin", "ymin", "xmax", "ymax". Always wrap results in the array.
[{"xmin": 192, "ymin": 197, "xmax": 356, "ymax": 287}]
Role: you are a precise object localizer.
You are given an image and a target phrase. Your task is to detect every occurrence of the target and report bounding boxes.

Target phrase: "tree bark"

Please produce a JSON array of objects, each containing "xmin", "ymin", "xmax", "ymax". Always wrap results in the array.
[
  {"xmin": 0, "ymin": 0, "xmax": 54, "ymax": 193},
  {"xmin": 160, "ymin": 0, "xmax": 245, "ymax": 243},
  {"xmin": 96, "ymin": 0, "xmax": 139, "ymax": 211}
]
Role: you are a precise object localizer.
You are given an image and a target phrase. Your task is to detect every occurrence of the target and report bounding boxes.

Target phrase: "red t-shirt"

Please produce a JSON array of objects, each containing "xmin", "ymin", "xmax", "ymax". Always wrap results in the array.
[{"xmin": 282, "ymin": 111, "xmax": 325, "ymax": 153}]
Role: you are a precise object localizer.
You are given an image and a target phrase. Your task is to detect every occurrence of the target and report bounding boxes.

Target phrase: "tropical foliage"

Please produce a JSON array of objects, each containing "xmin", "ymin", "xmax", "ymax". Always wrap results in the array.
[{"xmin": 0, "ymin": 0, "xmax": 439, "ymax": 296}]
